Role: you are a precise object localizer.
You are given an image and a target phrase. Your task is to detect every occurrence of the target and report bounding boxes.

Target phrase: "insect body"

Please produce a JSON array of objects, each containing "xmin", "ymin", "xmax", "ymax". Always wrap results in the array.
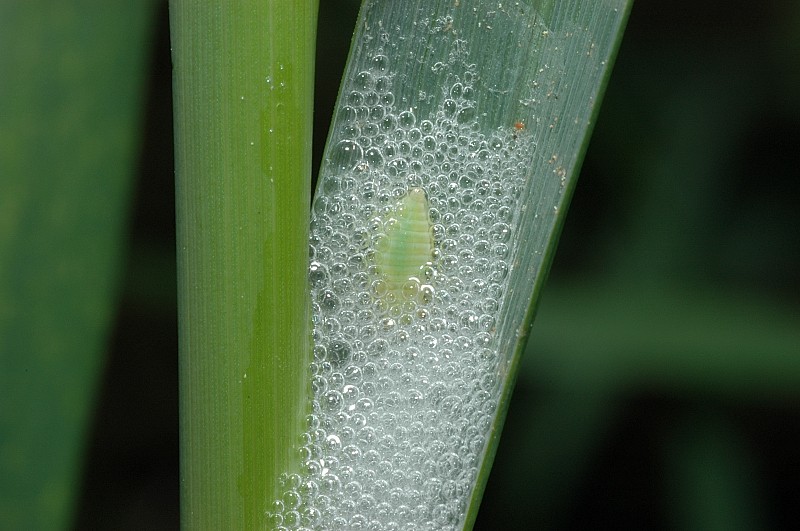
[{"xmin": 374, "ymin": 188, "xmax": 434, "ymax": 303}]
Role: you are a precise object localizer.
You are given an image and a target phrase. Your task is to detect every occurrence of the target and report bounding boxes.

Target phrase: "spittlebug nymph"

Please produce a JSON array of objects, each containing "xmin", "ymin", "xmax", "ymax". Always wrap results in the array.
[{"xmin": 374, "ymin": 188, "xmax": 434, "ymax": 305}]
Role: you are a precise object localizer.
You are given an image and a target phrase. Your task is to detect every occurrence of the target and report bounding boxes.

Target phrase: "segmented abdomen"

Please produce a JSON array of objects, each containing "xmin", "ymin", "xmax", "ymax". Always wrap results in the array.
[{"xmin": 376, "ymin": 188, "xmax": 434, "ymax": 293}]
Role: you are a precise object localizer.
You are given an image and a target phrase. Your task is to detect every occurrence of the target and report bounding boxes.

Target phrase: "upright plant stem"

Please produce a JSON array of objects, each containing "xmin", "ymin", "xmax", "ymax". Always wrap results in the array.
[{"xmin": 170, "ymin": 2, "xmax": 317, "ymax": 528}]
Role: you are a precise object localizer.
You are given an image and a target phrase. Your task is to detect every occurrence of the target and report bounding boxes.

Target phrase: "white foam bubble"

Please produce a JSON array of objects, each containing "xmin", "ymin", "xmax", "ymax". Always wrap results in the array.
[{"xmin": 270, "ymin": 45, "xmax": 533, "ymax": 531}]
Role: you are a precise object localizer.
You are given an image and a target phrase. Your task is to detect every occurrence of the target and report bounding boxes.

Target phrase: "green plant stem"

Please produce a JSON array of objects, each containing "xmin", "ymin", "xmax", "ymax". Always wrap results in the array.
[{"xmin": 170, "ymin": 1, "xmax": 317, "ymax": 528}]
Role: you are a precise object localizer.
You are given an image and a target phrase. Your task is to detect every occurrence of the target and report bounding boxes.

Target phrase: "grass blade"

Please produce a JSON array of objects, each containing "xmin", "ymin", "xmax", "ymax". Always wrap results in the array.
[{"xmin": 0, "ymin": 3, "xmax": 155, "ymax": 528}]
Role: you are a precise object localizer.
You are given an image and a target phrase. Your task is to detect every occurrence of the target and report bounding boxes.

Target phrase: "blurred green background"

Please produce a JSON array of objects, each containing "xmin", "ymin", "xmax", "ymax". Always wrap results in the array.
[{"xmin": 2, "ymin": 1, "xmax": 798, "ymax": 530}]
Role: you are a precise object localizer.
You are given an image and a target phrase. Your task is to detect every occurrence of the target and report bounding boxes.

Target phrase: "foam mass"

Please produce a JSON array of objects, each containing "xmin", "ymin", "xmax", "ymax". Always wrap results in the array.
[{"xmin": 268, "ymin": 46, "xmax": 533, "ymax": 531}]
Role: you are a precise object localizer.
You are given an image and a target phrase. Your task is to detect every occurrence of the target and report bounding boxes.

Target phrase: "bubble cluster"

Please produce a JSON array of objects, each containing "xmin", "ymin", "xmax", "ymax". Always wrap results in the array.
[{"xmin": 269, "ymin": 48, "xmax": 532, "ymax": 530}]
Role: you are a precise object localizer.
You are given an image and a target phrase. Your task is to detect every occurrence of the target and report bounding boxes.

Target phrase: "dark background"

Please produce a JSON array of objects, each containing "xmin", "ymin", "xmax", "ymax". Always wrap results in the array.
[{"xmin": 75, "ymin": 1, "xmax": 800, "ymax": 529}]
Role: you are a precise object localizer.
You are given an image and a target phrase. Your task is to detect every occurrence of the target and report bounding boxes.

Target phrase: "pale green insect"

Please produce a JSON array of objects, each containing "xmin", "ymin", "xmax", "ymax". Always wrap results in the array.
[{"xmin": 374, "ymin": 188, "xmax": 435, "ymax": 306}]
